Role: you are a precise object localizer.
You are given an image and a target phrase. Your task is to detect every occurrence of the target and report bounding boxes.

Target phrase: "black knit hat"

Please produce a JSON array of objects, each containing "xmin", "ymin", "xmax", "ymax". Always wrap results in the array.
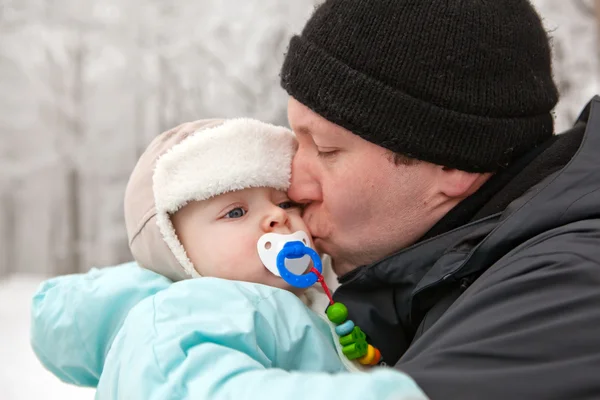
[{"xmin": 281, "ymin": 0, "xmax": 559, "ymax": 172}]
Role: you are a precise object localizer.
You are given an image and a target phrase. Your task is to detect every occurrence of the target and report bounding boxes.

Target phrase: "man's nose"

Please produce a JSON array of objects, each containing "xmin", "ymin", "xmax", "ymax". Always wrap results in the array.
[
  {"xmin": 288, "ymin": 152, "xmax": 322, "ymax": 204},
  {"xmin": 261, "ymin": 206, "xmax": 290, "ymax": 232}
]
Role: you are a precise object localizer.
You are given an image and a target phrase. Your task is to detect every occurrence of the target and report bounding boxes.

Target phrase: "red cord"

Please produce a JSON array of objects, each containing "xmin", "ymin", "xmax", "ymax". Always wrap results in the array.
[{"xmin": 310, "ymin": 267, "xmax": 335, "ymax": 305}]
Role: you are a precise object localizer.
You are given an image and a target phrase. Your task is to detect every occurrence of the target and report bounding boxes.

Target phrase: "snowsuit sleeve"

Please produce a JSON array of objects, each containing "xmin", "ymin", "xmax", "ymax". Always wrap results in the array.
[{"xmin": 30, "ymin": 262, "xmax": 172, "ymax": 386}]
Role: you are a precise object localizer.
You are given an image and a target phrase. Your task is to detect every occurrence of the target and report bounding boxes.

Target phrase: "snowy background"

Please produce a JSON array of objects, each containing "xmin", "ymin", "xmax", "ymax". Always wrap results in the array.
[{"xmin": 1, "ymin": 0, "xmax": 599, "ymax": 398}]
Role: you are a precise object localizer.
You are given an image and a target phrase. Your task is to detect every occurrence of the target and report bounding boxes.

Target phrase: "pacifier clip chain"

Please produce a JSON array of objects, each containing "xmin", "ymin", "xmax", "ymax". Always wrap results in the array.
[
  {"xmin": 310, "ymin": 268, "xmax": 381, "ymax": 366},
  {"xmin": 276, "ymin": 240, "xmax": 382, "ymax": 366},
  {"xmin": 310, "ymin": 266, "xmax": 334, "ymax": 305}
]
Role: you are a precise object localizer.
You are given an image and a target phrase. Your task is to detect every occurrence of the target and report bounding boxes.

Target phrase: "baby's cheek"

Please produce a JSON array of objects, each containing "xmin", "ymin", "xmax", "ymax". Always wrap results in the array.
[{"xmin": 217, "ymin": 237, "xmax": 265, "ymax": 281}]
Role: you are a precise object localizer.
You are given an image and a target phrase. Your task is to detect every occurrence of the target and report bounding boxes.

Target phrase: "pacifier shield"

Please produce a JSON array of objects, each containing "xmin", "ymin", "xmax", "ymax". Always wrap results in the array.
[{"xmin": 257, "ymin": 231, "xmax": 312, "ymax": 276}]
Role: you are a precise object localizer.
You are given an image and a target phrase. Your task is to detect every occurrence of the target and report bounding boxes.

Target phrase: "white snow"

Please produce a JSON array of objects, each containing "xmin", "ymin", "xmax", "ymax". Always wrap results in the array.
[{"xmin": 0, "ymin": 275, "xmax": 95, "ymax": 400}]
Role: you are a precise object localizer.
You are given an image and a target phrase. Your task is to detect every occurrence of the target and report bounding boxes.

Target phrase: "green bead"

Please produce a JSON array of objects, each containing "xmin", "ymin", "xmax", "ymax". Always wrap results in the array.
[
  {"xmin": 342, "ymin": 340, "xmax": 368, "ymax": 360},
  {"xmin": 339, "ymin": 326, "xmax": 366, "ymax": 346},
  {"xmin": 326, "ymin": 302, "xmax": 348, "ymax": 324}
]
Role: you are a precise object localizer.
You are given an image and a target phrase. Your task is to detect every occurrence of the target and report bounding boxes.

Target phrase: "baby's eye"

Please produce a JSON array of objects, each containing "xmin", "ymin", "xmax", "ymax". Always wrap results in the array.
[
  {"xmin": 224, "ymin": 207, "xmax": 246, "ymax": 219},
  {"xmin": 278, "ymin": 201, "xmax": 298, "ymax": 210}
]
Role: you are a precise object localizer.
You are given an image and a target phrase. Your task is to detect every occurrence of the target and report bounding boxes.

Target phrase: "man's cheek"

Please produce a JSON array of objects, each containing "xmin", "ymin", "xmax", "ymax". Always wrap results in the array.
[{"xmin": 335, "ymin": 182, "xmax": 365, "ymax": 214}]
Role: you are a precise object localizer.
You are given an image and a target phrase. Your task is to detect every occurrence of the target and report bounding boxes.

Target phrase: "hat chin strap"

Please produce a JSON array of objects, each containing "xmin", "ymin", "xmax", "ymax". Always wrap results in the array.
[{"xmin": 155, "ymin": 211, "xmax": 201, "ymax": 279}]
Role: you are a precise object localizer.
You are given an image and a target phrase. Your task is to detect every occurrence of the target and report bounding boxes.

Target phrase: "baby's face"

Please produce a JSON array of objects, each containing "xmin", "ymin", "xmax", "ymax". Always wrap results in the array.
[{"xmin": 171, "ymin": 187, "xmax": 313, "ymax": 292}]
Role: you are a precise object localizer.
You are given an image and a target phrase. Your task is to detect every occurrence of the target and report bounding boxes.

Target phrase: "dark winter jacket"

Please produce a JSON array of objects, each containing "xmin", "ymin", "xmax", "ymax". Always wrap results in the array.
[{"xmin": 334, "ymin": 96, "xmax": 600, "ymax": 400}]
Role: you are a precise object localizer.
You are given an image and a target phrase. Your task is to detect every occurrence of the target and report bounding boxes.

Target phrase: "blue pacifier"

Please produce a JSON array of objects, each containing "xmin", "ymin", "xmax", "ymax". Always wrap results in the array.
[{"xmin": 257, "ymin": 231, "xmax": 322, "ymax": 289}]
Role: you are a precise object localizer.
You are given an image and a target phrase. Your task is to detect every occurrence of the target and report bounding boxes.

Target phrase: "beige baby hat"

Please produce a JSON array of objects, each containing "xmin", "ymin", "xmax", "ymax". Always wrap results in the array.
[{"xmin": 124, "ymin": 118, "xmax": 297, "ymax": 281}]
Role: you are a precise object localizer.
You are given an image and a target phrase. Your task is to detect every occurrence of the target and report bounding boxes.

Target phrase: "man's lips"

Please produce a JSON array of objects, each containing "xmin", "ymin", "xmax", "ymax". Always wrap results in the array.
[
  {"xmin": 302, "ymin": 208, "xmax": 319, "ymax": 232},
  {"xmin": 302, "ymin": 207, "xmax": 328, "ymax": 248}
]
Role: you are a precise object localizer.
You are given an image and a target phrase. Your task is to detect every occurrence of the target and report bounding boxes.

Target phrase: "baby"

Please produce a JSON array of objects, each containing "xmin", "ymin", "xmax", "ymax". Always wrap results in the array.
[
  {"xmin": 125, "ymin": 118, "xmax": 310, "ymax": 291},
  {"xmin": 30, "ymin": 119, "xmax": 429, "ymax": 400},
  {"xmin": 127, "ymin": 118, "xmax": 339, "ymax": 302}
]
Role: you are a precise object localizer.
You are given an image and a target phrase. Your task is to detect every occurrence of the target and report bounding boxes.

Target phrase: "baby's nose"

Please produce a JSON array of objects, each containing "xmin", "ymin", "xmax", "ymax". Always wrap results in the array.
[{"xmin": 262, "ymin": 207, "xmax": 289, "ymax": 232}]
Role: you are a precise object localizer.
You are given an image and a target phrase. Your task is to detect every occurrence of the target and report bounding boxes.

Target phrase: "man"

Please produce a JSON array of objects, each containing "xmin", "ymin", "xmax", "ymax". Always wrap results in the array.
[{"xmin": 279, "ymin": 0, "xmax": 600, "ymax": 398}]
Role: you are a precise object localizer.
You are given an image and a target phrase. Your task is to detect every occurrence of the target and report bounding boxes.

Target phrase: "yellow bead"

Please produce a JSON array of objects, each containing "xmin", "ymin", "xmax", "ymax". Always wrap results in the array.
[{"xmin": 358, "ymin": 344, "xmax": 376, "ymax": 365}]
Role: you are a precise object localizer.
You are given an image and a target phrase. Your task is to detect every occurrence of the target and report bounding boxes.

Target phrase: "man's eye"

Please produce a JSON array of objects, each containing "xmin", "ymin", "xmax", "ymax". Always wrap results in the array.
[
  {"xmin": 224, "ymin": 207, "xmax": 246, "ymax": 218},
  {"xmin": 316, "ymin": 149, "xmax": 338, "ymax": 159}
]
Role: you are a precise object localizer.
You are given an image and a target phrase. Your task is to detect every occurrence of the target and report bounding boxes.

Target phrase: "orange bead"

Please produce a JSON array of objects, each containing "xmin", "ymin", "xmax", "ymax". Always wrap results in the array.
[
  {"xmin": 358, "ymin": 344, "xmax": 376, "ymax": 365},
  {"xmin": 369, "ymin": 347, "xmax": 382, "ymax": 365}
]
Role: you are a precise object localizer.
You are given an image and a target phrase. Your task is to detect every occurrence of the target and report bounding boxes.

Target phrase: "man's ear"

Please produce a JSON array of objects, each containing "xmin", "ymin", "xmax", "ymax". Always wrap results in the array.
[{"xmin": 438, "ymin": 167, "xmax": 492, "ymax": 200}]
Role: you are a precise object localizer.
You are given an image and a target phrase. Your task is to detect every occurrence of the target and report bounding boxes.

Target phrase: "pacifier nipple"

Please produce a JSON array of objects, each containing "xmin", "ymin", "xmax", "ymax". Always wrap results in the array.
[{"xmin": 257, "ymin": 231, "xmax": 312, "ymax": 277}]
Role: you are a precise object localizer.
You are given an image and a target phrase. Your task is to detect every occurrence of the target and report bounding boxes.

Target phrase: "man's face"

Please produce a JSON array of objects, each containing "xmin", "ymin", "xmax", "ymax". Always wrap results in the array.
[{"xmin": 287, "ymin": 97, "xmax": 449, "ymax": 276}]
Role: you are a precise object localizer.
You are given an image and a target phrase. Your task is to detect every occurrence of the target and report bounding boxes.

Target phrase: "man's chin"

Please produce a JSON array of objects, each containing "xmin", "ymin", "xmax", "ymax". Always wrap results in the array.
[
  {"xmin": 325, "ymin": 253, "xmax": 359, "ymax": 277},
  {"xmin": 312, "ymin": 237, "xmax": 327, "ymax": 253}
]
